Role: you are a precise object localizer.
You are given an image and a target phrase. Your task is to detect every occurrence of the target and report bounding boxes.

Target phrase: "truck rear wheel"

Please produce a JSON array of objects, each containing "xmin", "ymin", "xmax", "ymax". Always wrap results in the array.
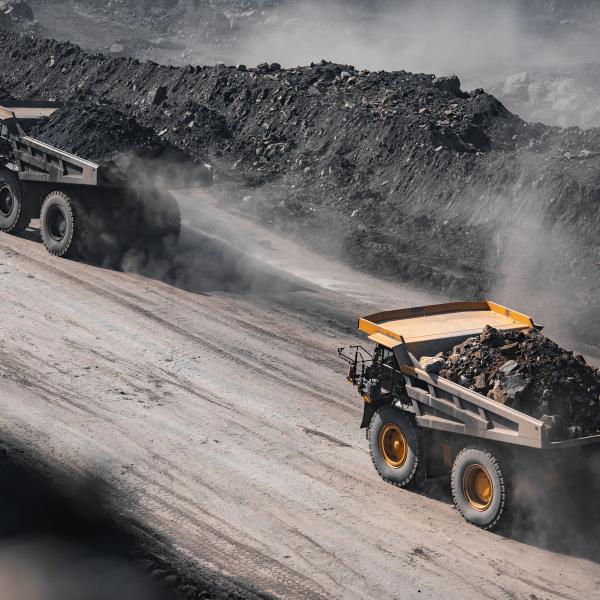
[
  {"xmin": 451, "ymin": 446, "xmax": 506, "ymax": 530},
  {"xmin": 0, "ymin": 170, "xmax": 30, "ymax": 234},
  {"xmin": 40, "ymin": 191, "xmax": 80, "ymax": 257},
  {"xmin": 369, "ymin": 405, "xmax": 420, "ymax": 487}
]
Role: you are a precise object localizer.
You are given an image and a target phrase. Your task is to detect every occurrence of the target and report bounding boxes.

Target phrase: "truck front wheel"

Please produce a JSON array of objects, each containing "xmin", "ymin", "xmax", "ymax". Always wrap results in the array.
[
  {"xmin": 369, "ymin": 405, "xmax": 420, "ymax": 487},
  {"xmin": 40, "ymin": 191, "xmax": 80, "ymax": 257},
  {"xmin": 0, "ymin": 170, "xmax": 30, "ymax": 234},
  {"xmin": 451, "ymin": 446, "xmax": 507, "ymax": 530}
]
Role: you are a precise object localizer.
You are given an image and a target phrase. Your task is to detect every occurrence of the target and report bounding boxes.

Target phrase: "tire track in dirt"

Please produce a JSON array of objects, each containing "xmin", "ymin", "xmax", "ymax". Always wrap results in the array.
[
  {"xmin": 142, "ymin": 490, "xmax": 330, "ymax": 599},
  {"xmin": 0, "ymin": 242, "xmax": 349, "ymax": 410}
]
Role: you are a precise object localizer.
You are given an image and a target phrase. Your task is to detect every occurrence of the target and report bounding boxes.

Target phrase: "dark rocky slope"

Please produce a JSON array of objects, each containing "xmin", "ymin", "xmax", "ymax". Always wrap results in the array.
[{"xmin": 0, "ymin": 31, "xmax": 598, "ymax": 343}]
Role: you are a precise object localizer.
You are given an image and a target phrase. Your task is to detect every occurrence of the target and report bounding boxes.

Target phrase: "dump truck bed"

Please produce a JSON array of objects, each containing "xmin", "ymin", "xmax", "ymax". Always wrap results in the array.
[
  {"xmin": 354, "ymin": 301, "xmax": 600, "ymax": 450},
  {"xmin": 0, "ymin": 100, "xmax": 104, "ymax": 186}
]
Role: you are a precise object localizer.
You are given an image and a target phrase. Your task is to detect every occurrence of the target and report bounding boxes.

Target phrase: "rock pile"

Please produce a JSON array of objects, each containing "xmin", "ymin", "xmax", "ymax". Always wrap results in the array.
[
  {"xmin": 430, "ymin": 325, "xmax": 600, "ymax": 441},
  {"xmin": 31, "ymin": 0, "xmax": 283, "ymax": 65}
]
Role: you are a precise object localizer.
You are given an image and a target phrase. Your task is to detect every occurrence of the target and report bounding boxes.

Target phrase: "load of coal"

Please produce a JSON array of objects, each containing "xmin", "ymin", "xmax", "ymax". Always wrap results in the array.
[
  {"xmin": 424, "ymin": 325, "xmax": 600, "ymax": 441},
  {"xmin": 29, "ymin": 96, "xmax": 212, "ymax": 186},
  {"xmin": 29, "ymin": 97, "xmax": 177, "ymax": 163}
]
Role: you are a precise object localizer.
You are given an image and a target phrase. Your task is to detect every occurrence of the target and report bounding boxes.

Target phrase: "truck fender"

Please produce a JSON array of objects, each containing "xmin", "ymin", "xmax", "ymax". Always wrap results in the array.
[
  {"xmin": 360, "ymin": 402, "xmax": 375, "ymax": 429},
  {"xmin": 360, "ymin": 401, "xmax": 388, "ymax": 429}
]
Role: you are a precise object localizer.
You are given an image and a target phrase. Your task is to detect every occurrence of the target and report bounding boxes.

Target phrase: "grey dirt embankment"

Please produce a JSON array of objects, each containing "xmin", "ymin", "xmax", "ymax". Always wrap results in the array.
[{"xmin": 0, "ymin": 30, "xmax": 598, "ymax": 343}]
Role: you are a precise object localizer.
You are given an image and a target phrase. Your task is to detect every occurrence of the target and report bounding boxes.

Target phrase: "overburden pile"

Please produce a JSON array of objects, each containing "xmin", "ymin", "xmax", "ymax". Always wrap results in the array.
[
  {"xmin": 0, "ymin": 30, "xmax": 599, "ymax": 343},
  {"xmin": 431, "ymin": 325, "xmax": 600, "ymax": 441}
]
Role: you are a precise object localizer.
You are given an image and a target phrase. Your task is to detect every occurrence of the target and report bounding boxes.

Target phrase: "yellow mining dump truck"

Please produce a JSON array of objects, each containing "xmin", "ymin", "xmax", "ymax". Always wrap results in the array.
[{"xmin": 339, "ymin": 301, "xmax": 600, "ymax": 529}]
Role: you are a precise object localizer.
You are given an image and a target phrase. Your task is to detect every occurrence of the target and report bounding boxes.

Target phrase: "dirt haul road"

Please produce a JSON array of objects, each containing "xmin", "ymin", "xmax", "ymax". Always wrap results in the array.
[{"xmin": 1, "ymin": 190, "xmax": 599, "ymax": 600}]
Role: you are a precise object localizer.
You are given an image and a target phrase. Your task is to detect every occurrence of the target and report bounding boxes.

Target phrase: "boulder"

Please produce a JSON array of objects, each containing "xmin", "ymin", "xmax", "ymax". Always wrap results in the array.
[
  {"xmin": 432, "ymin": 75, "xmax": 461, "ymax": 95},
  {"xmin": 480, "ymin": 324, "xmax": 503, "ymax": 347},
  {"xmin": 419, "ymin": 356, "xmax": 445, "ymax": 374}
]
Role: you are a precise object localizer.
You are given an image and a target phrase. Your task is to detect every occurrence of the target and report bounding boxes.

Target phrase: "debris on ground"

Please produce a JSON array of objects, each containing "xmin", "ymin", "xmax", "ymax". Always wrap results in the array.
[{"xmin": 436, "ymin": 325, "xmax": 600, "ymax": 441}]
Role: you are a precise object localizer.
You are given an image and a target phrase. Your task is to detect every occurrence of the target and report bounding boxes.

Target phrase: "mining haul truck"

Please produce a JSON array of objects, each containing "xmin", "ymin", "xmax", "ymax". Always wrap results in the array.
[
  {"xmin": 339, "ymin": 301, "xmax": 600, "ymax": 530},
  {"xmin": 0, "ymin": 100, "xmax": 188, "ymax": 258}
]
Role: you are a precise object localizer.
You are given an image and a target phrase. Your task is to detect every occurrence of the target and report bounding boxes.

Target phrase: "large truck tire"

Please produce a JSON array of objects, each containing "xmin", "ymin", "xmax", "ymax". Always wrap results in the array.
[
  {"xmin": 0, "ymin": 169, "xmax": 30, "ymax": 234},
  {"xmin": 40, "ymin": 190, "xmax": 81, "ymax": 258},
  {"xmin": 369, "ymin": 405, "xmax": 420, "ymax": 487},
  {"xmin": 451, "ymin": 446, "xmax": 507, "ymax": 530}
]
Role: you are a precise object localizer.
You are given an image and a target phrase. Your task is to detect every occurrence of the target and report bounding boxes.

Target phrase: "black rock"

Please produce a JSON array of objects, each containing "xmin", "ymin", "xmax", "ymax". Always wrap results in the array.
[
  {"xmin": 432, "ymin": 74, "xmax": 462, "ymax": 95},
  {"xmin": 147, "ymin": 85, "xmax": 167, "ymax": 106}
]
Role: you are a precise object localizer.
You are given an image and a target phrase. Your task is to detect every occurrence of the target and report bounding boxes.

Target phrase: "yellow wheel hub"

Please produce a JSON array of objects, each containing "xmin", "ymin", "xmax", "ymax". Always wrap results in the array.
[
  {"xmin": 379, "ymin": 423, "xmax": 408, "ymax": 468},
  {"xmin": 463, "ymin": 464, "xmax": 493, "ymax": 511}
]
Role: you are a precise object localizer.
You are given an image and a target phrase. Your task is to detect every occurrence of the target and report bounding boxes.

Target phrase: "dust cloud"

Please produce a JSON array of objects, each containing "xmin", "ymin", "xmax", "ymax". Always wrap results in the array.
[
  {"xmin": 118, "ymin": 223, "xmax": 303, "ymax": 296},
  {"xmin": 228, "ymin": 0, "xmax": 600, "ymax": 87},
  {"xmin": 75, "ymin": 159, "xmax": 304, "ymax": 296},
  {"xmin": 482, "ymin": 150, "xmax": 600, "ymax": 351},
  {"xmin": 489, "ymin": 217, "xmax": 591, "ymax": 342},
  {"xmin": 506, "ymin": 446, "xmax": 600, "ymax": 561}
]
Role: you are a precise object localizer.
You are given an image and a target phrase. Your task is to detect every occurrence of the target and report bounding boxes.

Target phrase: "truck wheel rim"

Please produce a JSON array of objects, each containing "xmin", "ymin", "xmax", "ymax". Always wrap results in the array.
[
  {"xmin": 379, "ymin": 423, "xmax": 408, "ymax": 468},
  {"xmin": 463, "ymin": 464, "xmax": 493, "ymax": 511},
  {"xmin": 47, "ymin": 206, "xmax": 67, "ymax": 241},
  {"xmin": 0, "ymin": 186, "xmax": 14, "ymax": 217}
]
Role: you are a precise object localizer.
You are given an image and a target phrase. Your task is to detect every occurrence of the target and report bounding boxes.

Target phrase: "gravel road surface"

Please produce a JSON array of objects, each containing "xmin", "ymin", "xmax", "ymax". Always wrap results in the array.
[{"xmin": 1, "ymin": 190, "xmax": 599, "ymax": 599}]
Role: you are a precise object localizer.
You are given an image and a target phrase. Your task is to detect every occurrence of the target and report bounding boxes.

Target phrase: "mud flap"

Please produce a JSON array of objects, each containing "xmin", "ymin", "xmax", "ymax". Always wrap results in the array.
[{"xmin": 360, "ymin": 402, "xmax": 377, "ymax": 429}]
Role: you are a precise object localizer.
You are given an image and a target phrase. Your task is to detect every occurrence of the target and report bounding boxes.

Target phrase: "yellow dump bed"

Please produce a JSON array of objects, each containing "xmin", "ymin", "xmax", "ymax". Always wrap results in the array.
[{"xmin": 359, "ymin": 301, "xmax": 535, "ymax": 351}]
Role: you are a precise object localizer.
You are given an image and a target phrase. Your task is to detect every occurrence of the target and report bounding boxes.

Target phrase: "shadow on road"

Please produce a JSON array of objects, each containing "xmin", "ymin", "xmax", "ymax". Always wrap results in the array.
[
  {"xmin": 411, "ymin": 473, "xmax": 600, "ymax": 564},
  {"xmin": 501, "ymin": 472, "xmax": 600, "ymax": 564},
  {"xmin": 21, "ymin": 223, "xmax": 309, "ymax": 296}
]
